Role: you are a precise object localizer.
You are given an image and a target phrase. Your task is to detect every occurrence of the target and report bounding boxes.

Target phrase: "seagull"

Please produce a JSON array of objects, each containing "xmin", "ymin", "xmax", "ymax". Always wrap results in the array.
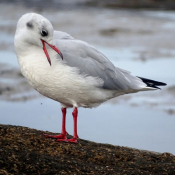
[{"xmin": 14, "ymin": 13, "xmax": 166, "ymax": 143}]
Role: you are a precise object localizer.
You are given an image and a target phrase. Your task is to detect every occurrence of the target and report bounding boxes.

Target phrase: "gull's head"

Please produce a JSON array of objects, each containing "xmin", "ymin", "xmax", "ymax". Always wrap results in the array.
[{"xmin": 15, "ymin": 13, "xmax": 63, "ymax": 65}]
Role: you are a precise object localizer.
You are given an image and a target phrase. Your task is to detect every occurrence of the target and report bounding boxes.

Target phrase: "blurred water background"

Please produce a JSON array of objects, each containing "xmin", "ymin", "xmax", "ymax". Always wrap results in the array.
[{"xmin": 0, "ymin": 0, "xmax": 175, "ymax": 154}]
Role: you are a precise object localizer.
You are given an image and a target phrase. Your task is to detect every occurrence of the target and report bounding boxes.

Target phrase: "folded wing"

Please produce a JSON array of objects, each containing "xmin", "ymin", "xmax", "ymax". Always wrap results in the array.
[{"xmin": 54, "ymin": 31, "xmax": 150, "ymax": 91}]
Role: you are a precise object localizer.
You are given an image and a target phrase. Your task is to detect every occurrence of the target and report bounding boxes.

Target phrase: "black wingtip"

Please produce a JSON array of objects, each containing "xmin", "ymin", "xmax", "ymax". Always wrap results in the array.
[{"xmin": 137, "ymin": 76, "xmax": 167, "ymax": 89}]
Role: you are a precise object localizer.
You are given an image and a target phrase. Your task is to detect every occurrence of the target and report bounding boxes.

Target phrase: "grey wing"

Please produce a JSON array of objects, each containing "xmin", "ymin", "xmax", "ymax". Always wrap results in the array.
[
  {"xmin": 54, "ymin": 31, "xmax": 74, "ymax": 40},
  {"xmin": 54, "ymin": 36, "xmax": 145, "ymax": 90}
]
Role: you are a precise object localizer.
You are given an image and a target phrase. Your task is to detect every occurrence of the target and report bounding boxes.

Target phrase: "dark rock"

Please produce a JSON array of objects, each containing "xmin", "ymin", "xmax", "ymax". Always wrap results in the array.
[{"xmin": 0, "ymin": 124, "xmax": 175, "ymax": 174}]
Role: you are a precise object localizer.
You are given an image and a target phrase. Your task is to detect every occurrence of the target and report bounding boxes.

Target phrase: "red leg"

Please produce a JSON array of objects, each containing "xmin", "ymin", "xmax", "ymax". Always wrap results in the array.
[
  {"xmin": 67, "ymin": 107, "xmax": 79, "ymax": 143},
  {"xmin": 44, "ymin": 108, "xmax": 68, "ymax": 140}
]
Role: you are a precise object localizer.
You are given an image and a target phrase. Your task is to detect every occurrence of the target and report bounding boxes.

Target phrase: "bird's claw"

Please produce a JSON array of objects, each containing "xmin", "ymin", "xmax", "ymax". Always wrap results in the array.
[
  {"xmin": 55, "ymin": 137, "xmax": 78, "ymax": 143},
  {"xmin": 67, "ymin": 138, "xmax": 78, "ymax": 143},
  {"xmin": 42, "ymin": 133, "xmax": 68, "ymax": 139},
  {"xmin": 55, "ymin": 139, "xmax": 68, "ymax": 142}
]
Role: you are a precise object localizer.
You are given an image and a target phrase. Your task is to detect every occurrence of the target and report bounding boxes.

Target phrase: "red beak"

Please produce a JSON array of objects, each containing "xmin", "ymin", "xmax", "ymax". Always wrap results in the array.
[{"xmin": 41, "ymin": 39, "xmax": 63, "ymax": 66}]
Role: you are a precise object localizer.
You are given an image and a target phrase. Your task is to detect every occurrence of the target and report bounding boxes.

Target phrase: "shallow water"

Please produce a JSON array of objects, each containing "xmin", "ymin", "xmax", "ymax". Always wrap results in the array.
[{"xmin": 0, "ymin": 51, "xmax": 18, "ymax": 67}]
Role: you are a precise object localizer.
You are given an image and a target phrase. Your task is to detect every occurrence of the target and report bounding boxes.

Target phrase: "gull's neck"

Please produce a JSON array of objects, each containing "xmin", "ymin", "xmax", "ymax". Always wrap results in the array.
[{"xmin": 14, "ymin": 37, "xmax": 59, "ymax": 71}]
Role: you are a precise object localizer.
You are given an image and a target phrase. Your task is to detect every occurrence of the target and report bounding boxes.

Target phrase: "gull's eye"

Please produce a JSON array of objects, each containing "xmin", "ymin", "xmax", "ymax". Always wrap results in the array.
[{"xmin": 41, "ymin": 30, "xmax": 48, "ymax": 37}]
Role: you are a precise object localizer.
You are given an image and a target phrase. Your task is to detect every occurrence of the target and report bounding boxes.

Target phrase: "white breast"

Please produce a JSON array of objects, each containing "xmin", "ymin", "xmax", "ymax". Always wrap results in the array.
[{"xmin": 16, "ymin": 46, "xmax": 116, "ymax": 108}]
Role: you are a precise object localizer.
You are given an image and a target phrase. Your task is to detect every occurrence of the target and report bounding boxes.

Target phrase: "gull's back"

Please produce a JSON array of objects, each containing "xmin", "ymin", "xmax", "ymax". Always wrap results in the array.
[{"xmin": 53, "ymin": 30, "xmax": 151, "ymax": 92}]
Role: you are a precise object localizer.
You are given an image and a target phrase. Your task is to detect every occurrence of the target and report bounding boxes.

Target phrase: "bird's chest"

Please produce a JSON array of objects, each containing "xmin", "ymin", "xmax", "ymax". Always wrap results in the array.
[
  {"xmin": 18, "ymin": 51, "xmax": 55, "ymax": 88},
  {"xmin": 18, "ymin": 54, "xmax": 54, "ymax": 95},
  {"xmin": 19, "ymin": 57, "xmax": 75, "ymax": 101},
  {"xmin": 19, "ymin": 59, "xmax": 42, "ymax": 87}
]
